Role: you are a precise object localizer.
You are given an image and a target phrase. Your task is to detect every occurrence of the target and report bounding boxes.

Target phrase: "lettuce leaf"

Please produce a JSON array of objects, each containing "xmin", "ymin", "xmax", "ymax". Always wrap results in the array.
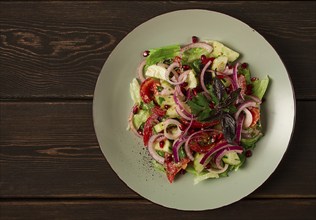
[
  {"xmin": 252, "ymin": 75, "xmax": 270, "ymax": 100},
  {"xmin": 146, "ymin": 44, "xmax": 180, "ymax": 67},
  {"xmin": 129, "ymin": 78, "xmax": 141, "ymax": 105},
  {"xmin": 182, "ymin": 47, "xmax": 210, "ymax": 64}
]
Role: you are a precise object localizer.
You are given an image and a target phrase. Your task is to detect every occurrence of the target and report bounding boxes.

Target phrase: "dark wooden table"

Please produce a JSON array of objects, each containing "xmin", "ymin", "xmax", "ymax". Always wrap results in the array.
[{"xmin": 1, "ymin": 1, "xmax": 315, "ymax": 219}]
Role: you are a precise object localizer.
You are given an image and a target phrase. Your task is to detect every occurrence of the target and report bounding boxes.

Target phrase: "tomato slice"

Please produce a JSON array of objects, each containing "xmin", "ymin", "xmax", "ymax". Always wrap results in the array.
[
  {"xmin": 249, "ymin": 107, "xmax": 260, "ymax": 127},
  {"xmin": 142, "ymin": 107, "xmax": 165, "ymax": 146},
  {"xmin": 164, "ymin": 154, "xmax": 190, "ymax": 183},
  {"xmin": 140, "ymin": 78, "xmax": 160, "ymax": 103},
  {"xmin": 187, "ymin": 132, "xmax": 223, "ymax": 153}
]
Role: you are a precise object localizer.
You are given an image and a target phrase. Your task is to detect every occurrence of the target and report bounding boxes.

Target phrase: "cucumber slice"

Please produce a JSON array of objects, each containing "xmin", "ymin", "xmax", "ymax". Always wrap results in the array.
[
  {"xmin": 222, "ymin": 152, "xmax": 241, "ymax": 165},
  {"xmin": 193, "ymin": 153, "xmax": 206, "ymax": 173},
  {"xmin": 153, "ymin": 121, "xmax": 164, "ymax": 133},
  {"xmin": 154, "ymin": 139, "xmax": 172, "ymax": 154}
]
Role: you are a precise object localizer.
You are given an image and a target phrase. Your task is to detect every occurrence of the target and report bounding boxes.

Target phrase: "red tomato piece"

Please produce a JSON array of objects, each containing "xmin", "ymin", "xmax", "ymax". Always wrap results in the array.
[
  {"xmin": 164, "ymin": 154, "xmax": 190, "ymax": 183},
  {"xmin": 187, "ymin": 132, "xmax": 222, "ymax": 153},
  {"xmin": 249, "ymin": 107, "xmax": 260, "ymax": 127},
  {"xmin": 142, "ymin": 107, "xmax": 166, "ymax": 146},
  {"xmin": 140, "ymin": 78, "xmax": 160, "ymax": 103}
]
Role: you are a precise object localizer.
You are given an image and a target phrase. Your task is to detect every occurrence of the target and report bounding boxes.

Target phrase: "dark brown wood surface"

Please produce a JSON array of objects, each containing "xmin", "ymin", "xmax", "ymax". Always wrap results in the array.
[{"xmin": 1, "ymin": 1, "xmax": 315, "ymax": 219}]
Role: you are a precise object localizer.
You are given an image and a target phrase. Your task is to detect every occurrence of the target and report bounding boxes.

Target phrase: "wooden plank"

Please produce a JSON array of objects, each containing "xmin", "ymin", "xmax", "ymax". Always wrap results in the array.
[
  {"xmin": 0, "ymin": 101, "xmax": 315, "ymax": 198},
  {"xmin": 0, "ymin": 1, "xmax": 315, "ymax": 99},
  {"xmin": 0, "ymin": 199, "xmax": 315, "ymax": 220}
]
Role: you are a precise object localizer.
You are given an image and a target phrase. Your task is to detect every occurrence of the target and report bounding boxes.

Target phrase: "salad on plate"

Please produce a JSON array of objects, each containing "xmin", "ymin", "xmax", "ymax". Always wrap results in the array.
[{"xmin": 128, "ymin": 36, "xmax": 269, "ymax": 184}]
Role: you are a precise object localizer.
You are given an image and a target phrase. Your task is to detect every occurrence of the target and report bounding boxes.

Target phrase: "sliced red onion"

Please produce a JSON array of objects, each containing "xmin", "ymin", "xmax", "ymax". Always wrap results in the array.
[
  {"xmin": 243, "ymin": 108, "xmax": 253, "ymax": 128},
  {"xmin": 172, "ymin": 138, "xmax": 187, "ymax": 163},
  {"xmin": 160, "ymin": 87, "xmax": 174, "ymax": 96},
  {"xmin": 181, "ymin": 115, "xmax": 194, "ymax": 139},
  {"xmin": 214, "ymin": 146, "xmax": 244, "ymax": 169},
  {"xmin": 185, "ymin": 129, "xmax": 222, "ymax": 162},
  {"xmin": 199, "ymin": 141, "xmax": 229, "ymax": 165},
  {"xmin": 207, "ymin": 163, "xmax": 229, "ymax": 174},
  {"xmin": 175, "ymin": 106, "xmax": 192, "ymax": 120},
  {"xmin": 235, "ymin": 113, "xmax": 245, "ymax": 145},
  {"xmin": 246, "ymin": 94, "xmax": 262, "ymax": 103},
  {"xmin": 183, "ymin": 119, "xmax": 195, "ymax": 161},
  {"xmin": 163, "ymin": 119, "xmax": 182, "ymax": 140},
  {"xmin": 157, "ymin": 63, "xmax": 168, "ymax": 68},
  {"xmin": 231, "ymin": 63, "xmax": 239, "ymax": 90},
  {"xmin": 128, "ymin": 108, "xmax": 142, "ymax": 138},
  {"xmin": 173, "ymin": 88, "xmax": 193, "ymax": 117},
  {"xmin": 223, "ymin": 66, "xmax": 234, "ymax": 75},
  {"xmin": 165, "ymin": 62, "xmax": 186, "ymax": 85},
  {"xmin": 234, "ymin": 101, "xmax": 257, "ymax": 121},
  {"xmin": 137, "ymin": 60, "xmax": 146, "ymax": 82},
  {"xmin": 180, "ymin": 42, "xmax": 213, "ymax": 55},
  {"xmin": 147, "ymin": 134, "xmax": 165, "ymax": 164},
  {"xmin": 200, "ymin": 60, "xmax": 212, "ymax": 99}
]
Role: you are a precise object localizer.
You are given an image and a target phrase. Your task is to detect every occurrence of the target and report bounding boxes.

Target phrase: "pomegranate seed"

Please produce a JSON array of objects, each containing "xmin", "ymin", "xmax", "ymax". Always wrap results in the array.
[
  {"xmin": 251, "ymin": 77, "xmax": 258, "ymax": 82},
  {"xmin": 182, "ymin": 65, "xmax": 190, "ymax": 70},
  {"xmin": 201, "ymin": 55, "xmax": 206, "ymax": 62},
  {"xmin": 181, "ymin": 82, "xmax": 188, "ymax": 87},
  {"xmin": 241, "ymin": 62, "xmax": 248, "ymax": 69},
  {"xmin": 245, "ymin": 150, "xmax": 252, "ymax": 157},
  {"xmin": 192, "ymin": 36, "xmax": 198, "ymax": 43},
  {"xmin": 137, "ymin": 129, "xmax": 143, "ymax": 136},
  {"xmin": 159, "ymin": 140, "xmax": 165, "ymax": 148},
  {"xmin": 132, "ymin": 105, "xmax": 139, "ymax": 114},
  {"xmin": 179, "ymin": 123, "xmax": 186, "ymax": 131},
  {"xmin": 217, "ymin": 75, "xmax": 225, "ymax": 79},
  {"xmin": 164, "ymin": 105, "xmax": 170, "ymax": 109},
  {"xmin": 143, "ymin": 50, "xmax": 150, "ymax": 57},
  {"xmin": 180, "ymin": 87, "xmax": 187, "ymax": 95}
]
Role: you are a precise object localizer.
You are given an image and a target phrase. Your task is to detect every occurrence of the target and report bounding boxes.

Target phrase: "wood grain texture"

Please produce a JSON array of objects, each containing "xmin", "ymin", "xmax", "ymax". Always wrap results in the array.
[
  {"xmin": 1, "ymin": 101, "xmax": 315, "ymax": 198},
  {"xmin": 0, "ymin": 1, "xmax": 315, "ymax": 99},
  {"xmin": 0, "ymin": 199, "xmax": 315, "ymax": 220}
]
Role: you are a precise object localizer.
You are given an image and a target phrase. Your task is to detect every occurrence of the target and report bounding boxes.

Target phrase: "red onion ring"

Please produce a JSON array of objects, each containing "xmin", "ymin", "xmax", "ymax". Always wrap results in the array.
[
  {"xmin": 246, "ymin": 94, "xmax": 262, "ymax": 103},
  {"xmin": 173, "ymin": 91, "xmax": 193, "ymax": 117},
  {"xmin": 185, "ymin": 129, "xmax": 222, "ymax": 161},
  {"xmin": 175, "ymin": 106, "xmax": 192, "ymax": 120},
  {"xmin": 199, "ymin": 141, "xmax": 229, "ymax": 165},
  {"xmin": 172, "ymin": 138, "xmax": 187, "ymax": 163},
  {"xmin": 137, "ymin": 60, "xmax": 146, "ymax": 82},
  {"xmin": 128, "ymin": 108, "xmax": 142, "ymax": 138},
  {"xmin": 235, "ymin": 113, "xmax": 245, "ymax": 145},
  {"xmin": 200, "ymin": 60, "xmax": 212, "ymax": 99},
  {"xmin": 243, "ymin": 108, "xmax": 253, "ymax": 128},
  {"xmin": 234, "ymin": 101, "xmax": 257, "ymax": 121},
  {"xmin": 208, "ymin": 163, "xmax": 229, "ymax": 174},
  {"xmin": 163, "ymin": 119, "xmax": 182, "ymax": 140},
  {"xmin": 148, "ymin": 134, "xmax": 165, "ymax": 164},
  {"xmin": 214, "ymin": 146, "xmax": 244, "ymax": 169},
  {"xmin": 165, "ymin": 62, "xmax": 180, "ymax": 85},
  {"xmin": 231, "ymin": 63, "xmax": 240, "ymax": 90}
]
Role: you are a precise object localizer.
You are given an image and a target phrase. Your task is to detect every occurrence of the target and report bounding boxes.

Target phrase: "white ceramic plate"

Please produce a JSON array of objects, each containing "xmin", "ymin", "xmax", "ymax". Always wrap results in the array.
[{"xmin": 93, "ymin": 10, "xmax": 295, "ymax": 210}]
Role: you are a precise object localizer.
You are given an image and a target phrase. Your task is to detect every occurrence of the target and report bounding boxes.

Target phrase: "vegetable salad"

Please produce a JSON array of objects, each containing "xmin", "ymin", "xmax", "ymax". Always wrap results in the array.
[{"xmin": 128, "ymin": 37, "xmax": 269, "ymax": 184}]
